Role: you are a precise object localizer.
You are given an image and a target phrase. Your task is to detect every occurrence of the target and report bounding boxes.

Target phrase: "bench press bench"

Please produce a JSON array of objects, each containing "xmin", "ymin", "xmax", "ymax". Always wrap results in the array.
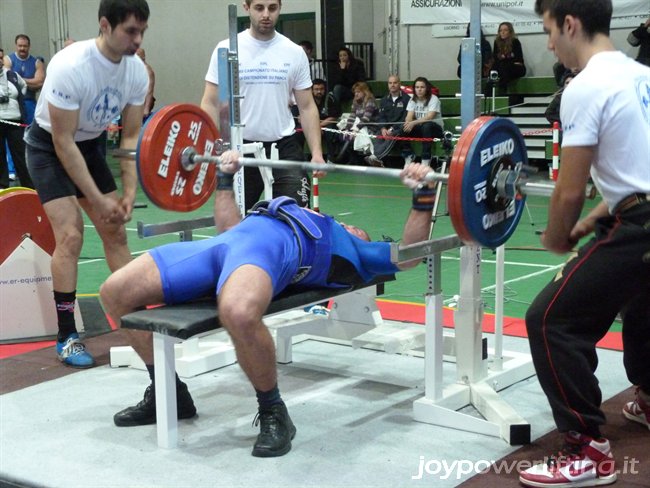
[{"xmin": 120, "ymin": 276, "xmax": 392, "ymax": 448}]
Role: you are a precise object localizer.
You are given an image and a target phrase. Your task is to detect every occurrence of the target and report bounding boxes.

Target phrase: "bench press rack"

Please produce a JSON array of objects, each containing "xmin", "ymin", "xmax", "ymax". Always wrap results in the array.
[
  {"xmin": 119, "ymin": 278, "xmax": 391, "ymax": 449},
  {"xmin": 118, "ymin": 0, "xmax": 534, "ymax": 449},
  {"xmin": 119, "ymin": 232, "xmax": 534, "ymax": 448}
]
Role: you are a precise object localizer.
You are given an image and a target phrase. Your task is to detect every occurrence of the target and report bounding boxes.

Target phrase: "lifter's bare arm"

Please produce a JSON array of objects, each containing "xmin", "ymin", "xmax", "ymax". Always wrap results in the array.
[
  {"xmin": 213, "ymin": 150, "xmax": 244, "ymax": 232},
  {"xmin": 397, "ymin": 163, "xmax": 437, "ymax": 270}
]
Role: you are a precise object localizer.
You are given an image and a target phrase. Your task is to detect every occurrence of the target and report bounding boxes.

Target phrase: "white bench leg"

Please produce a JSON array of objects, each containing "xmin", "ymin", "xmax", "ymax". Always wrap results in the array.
[{"xmin": 153, "ymin": 333, "xmax": 178, "ymax": 448}]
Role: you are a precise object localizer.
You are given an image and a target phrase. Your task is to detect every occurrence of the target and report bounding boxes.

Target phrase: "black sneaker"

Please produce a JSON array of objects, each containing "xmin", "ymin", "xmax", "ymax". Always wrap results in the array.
[
  {"xmin": 251, "ymin": 403, "xmax": 296, "ymax": 457},
  {"xmin": 113, "ymin": 381, "xmax": 197, "ymax": 427}
]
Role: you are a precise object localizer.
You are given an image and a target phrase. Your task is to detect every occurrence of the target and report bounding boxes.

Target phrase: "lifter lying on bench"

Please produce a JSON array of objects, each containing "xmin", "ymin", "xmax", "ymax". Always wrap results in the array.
[{"xmin": 99, "ymin": 153, "xmax": 438, "ymax": 458}]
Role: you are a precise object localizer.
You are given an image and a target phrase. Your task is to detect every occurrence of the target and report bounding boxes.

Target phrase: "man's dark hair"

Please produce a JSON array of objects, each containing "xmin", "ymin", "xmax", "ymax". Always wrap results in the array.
[
  {"xmin": 15, "ymin": 34, "xmax": 31, "ymax": 45},
  {"xmin": 245, "ymin": 0, "xmax": 282, "ymax": 5},
  {"xmin": 534, "ymin": 0, "xmax": 612, "ymax": 37},
  {"xmin": 98, "ymin": 0, "xmax": 150, "ymax": 28},
  {"xmin": 312, "ymin": 78, "xmax": 326, "ymax": 87},
  {"xmin": 299, "ymin": 40, "xmax": 313, "ymax": 51}
]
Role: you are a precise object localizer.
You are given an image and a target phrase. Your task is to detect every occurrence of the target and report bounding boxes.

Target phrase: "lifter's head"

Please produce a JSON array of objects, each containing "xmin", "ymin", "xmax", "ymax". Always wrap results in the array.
[{"xmin": 340, "ymin": 223, "xmax": 371, "ymax": 242}]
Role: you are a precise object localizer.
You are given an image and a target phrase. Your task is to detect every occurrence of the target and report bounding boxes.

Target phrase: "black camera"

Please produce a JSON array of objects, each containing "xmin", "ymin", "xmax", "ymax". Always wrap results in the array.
[
  {"xmin": 489, "ymin": 70, "xmax": 500, "ymax": 82},
  {"xmin": 0, "ymin": 95, "xmax": 9, "ymax": 104}
]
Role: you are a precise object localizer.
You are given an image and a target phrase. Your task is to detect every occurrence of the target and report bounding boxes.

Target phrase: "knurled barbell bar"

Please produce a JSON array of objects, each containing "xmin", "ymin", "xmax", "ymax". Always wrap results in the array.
[
  {"xmin": 112, "ymin": 103, "xmax": 596, "ymax": 248},
  {"xmin": 114, "ymin": 145, "xmax": 563, "ymax": 200}
]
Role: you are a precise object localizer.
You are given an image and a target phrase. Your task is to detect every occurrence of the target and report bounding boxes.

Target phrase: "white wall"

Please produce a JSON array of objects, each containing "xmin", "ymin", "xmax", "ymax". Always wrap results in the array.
[
  {"xmin": 0, "ymin": 0, "xmax": 644, "ymax": 107},
  {"xmin": 396, "ymin": 22, "xmax": 640, "ymax": 81},
  {"xmin": 0, "ymin": 0, "xmax": 49, "ymax": 62}
]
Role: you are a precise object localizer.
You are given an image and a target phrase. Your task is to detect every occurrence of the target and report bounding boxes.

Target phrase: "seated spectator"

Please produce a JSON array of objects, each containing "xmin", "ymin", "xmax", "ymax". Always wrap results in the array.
[
  {"xmin": 627, "ymin": 18, "xmax": 650, "ymax": 67},
  {"xmin": 457, "ymin": 24, "xmax": 493, "ymax": 78},
  {"xmin": 492, "ymin": 22, "xmax": 526, "ymax": 90},
  {"xmin": 293, "ymin": 78, "xmax": 341, "ymax": 161},
  {"xmin": 402, "ymin": 77, "xmax": 444, "ymax": 167},
  {"xmin": 545, "ymin": 69, "xmax": 579, "ymax": 127},
  {"xmin": 298, "ymin": 40, "xmax": 324, "ymax": 80},
  {"xmin": 330, "ymin": 47, "xmax": 366, "ymax": 105},
  {"xmin": 552, "ymin": 61, "xmax": 570, "ymax": 86},
  {"xmin": 0, "ymin": 48, "xmax": 33, "ymax": 189},
  {"xmin": 333, "ymin": 81, "xmax": 379, "ymax": 165},
  {"xmin": 372, "ymin": 75, "xmax": 412, "ymax": 165}
]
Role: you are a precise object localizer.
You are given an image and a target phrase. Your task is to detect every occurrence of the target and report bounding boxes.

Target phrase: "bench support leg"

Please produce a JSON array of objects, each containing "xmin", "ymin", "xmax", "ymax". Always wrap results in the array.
[{"xmin": 153, "ymin": 333, "xmax": 178, "ymax": 448}]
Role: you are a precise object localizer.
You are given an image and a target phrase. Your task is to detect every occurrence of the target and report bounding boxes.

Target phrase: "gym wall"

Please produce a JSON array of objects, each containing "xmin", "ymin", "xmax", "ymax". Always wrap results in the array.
[{"xmin": 0, "ymin": 0, "xmax": 643, "ymax": 110}]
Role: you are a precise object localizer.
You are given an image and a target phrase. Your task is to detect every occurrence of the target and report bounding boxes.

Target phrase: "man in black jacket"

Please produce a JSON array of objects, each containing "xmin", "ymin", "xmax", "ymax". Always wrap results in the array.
[{"xmin": 370, "ymin": 75, "xmax": 412, "ymax": 166}]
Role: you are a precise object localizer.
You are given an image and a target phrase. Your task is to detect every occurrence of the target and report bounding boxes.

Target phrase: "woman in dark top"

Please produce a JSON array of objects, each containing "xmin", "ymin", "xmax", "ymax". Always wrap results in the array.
[
  {"xmin": 492, "ymin": 22, "xmax": 526, "ymax": 89},
  {"xmin": 457, "ymin": 24, "xmax": 493, "ymax": 78},
  {"xmin": 330, "ymin": 47, "xmax": 366, "ymax": 105}
]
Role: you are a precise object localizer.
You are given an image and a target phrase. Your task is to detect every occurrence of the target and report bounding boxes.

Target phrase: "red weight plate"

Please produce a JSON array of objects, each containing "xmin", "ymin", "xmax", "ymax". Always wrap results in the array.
[
  {"xmin": 448, "ymin": 116, "xmax": 491, "ymax": 245},
  {"xmin": 448, "ymin": 116, "xmax": 528, "ymax": 248},
  {"xmin": 137, "ymin": 103, "xmax": 220, "ymax": 212},
  {"xmin": 0, "ymin": 189, "xmax": 56, "ymax": 265}
]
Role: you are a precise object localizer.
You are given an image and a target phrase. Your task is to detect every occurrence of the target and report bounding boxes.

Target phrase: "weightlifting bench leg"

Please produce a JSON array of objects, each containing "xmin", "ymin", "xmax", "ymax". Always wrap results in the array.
[{"xmin": 153, "ymin": 333, "xmax": 179, "ymax": 448}]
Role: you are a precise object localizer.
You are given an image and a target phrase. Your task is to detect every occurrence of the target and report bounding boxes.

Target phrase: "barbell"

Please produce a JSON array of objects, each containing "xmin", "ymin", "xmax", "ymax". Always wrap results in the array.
[{"xmin": 112, "ymin": 103, "xmax": 595, "ymax": 248}]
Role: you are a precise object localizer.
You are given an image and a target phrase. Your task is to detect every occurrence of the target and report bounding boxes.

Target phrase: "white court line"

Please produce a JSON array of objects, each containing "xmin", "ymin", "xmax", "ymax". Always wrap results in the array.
[
  {"xmin": 481, "ymin": 263, "xmax": 564, "ymax": 293},
  {"xmin": 441, "ymin": 254, "xmax": 560, "ymax": 269}
]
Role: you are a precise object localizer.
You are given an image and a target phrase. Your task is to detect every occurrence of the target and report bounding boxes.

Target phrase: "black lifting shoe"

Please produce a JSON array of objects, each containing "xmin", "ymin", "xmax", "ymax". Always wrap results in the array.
[
  {"xmin": 114, "ymin": 381, "xmax": 197, "ymax": 427},
  {"xmin": 251, "ymin": 403, "xmax": 297, "ymax": 457}
]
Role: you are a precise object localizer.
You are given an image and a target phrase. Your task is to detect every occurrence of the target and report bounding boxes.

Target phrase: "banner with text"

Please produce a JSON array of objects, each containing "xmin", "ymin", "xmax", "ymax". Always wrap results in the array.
[{"xmin": 401, "ymin": 0, "xmax": 650, "ymax": 37}]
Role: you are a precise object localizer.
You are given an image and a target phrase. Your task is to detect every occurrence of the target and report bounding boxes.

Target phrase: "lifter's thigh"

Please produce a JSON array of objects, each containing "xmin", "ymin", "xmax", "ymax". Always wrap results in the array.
[
  {"xmin": 100, "ymin": 253, "xmax": 164, "ymax": 315},
  {"xmin": 217, "ymin": 265, "xmax": 273, "ymax": 333}
]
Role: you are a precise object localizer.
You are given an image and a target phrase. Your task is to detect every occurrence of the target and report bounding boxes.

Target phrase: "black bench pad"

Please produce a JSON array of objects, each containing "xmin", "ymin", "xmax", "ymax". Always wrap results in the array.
[{"xmin": 120, "ymin": 276, "xmax": 393, "ymax": 340}]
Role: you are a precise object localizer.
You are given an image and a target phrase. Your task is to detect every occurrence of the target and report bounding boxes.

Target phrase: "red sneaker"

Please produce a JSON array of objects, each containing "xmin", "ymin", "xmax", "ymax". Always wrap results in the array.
[
  {"xmin": 519, "ymin": 431, "xmax": 617, "ymax": 487},
  {"xmin": 622, "ymin": 387, "xmax": 650, "ymax": 430}
]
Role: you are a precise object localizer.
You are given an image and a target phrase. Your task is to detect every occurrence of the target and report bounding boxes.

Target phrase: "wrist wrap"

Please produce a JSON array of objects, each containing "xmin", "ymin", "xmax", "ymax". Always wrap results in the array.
[
  {"xmin": 412, "ymin": 186, "xmax": 436, "ymax": 211},
  {"xmin": 216, "ymin": 171, "xmax": 234, "ymax": 191}
]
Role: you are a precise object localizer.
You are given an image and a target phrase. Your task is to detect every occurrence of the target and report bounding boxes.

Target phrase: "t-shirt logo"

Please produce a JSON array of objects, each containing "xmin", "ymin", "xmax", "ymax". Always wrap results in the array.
[
  {"xmin": 88, "ymin": 87, "xmax": 122, "ymax": 128},
  {"xmin": 636, "ymin": 76, "xmax": 650, "ymax": 125}
]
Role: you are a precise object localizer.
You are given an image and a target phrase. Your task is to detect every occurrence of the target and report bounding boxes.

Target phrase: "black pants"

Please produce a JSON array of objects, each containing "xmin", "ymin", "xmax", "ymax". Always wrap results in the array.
[
  {"xmin": 242, "ymin": 133, "xmax": 310, "ymax": 211},
  {"xmin": 525, "ymin": 202, "xmax": 650, "ymax": 437},
  {"xmin": 0, "ymin": 122, "xmax": 32, "ymax": 189},
  {"xmin": 494, "ymin": 60, "xmax": 526, "ymax": 88},
  {"xmin": 408, "ymin": 122, "xmax": 444, "ymax": 161}
]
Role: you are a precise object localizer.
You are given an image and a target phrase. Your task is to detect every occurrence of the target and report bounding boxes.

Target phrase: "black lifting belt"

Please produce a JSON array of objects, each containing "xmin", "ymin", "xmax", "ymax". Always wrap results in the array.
[{"xmin": 248, "ymin": 197, "xmax": 323, "ymax": 282}]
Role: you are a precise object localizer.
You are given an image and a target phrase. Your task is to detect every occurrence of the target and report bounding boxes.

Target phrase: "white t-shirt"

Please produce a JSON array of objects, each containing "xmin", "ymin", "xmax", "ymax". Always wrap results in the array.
[
  {"xmin": 205, "ymin": 30, "xmax": 312, "ymax": 142},
  {"xmin": 0, "ymin": 68, "xmax": 26, "ymax": 121},
  {"xmin": 406, "ymin": 95, "xmax": 444, "ymax": 129},
  {"xmin": 35, "ymin": 39, "xmax": 148, "ymax": 141},
  {"xmin": 561, "ymin": 51, "xmax": 650, "ymax": 212}
]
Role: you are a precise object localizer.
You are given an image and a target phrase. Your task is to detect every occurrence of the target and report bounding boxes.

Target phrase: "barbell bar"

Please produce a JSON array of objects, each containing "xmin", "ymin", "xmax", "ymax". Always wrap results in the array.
[
  {"xmin": 179, "ymin": 147, "xmax": 578, "ymax": 200},
  {"xmin": 112, "ymin": 103, "xmax": 597, "ymax": 248},
  {"xmin": 114, "ymin": 143, "xmax": 595, "ymax": 202}
]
